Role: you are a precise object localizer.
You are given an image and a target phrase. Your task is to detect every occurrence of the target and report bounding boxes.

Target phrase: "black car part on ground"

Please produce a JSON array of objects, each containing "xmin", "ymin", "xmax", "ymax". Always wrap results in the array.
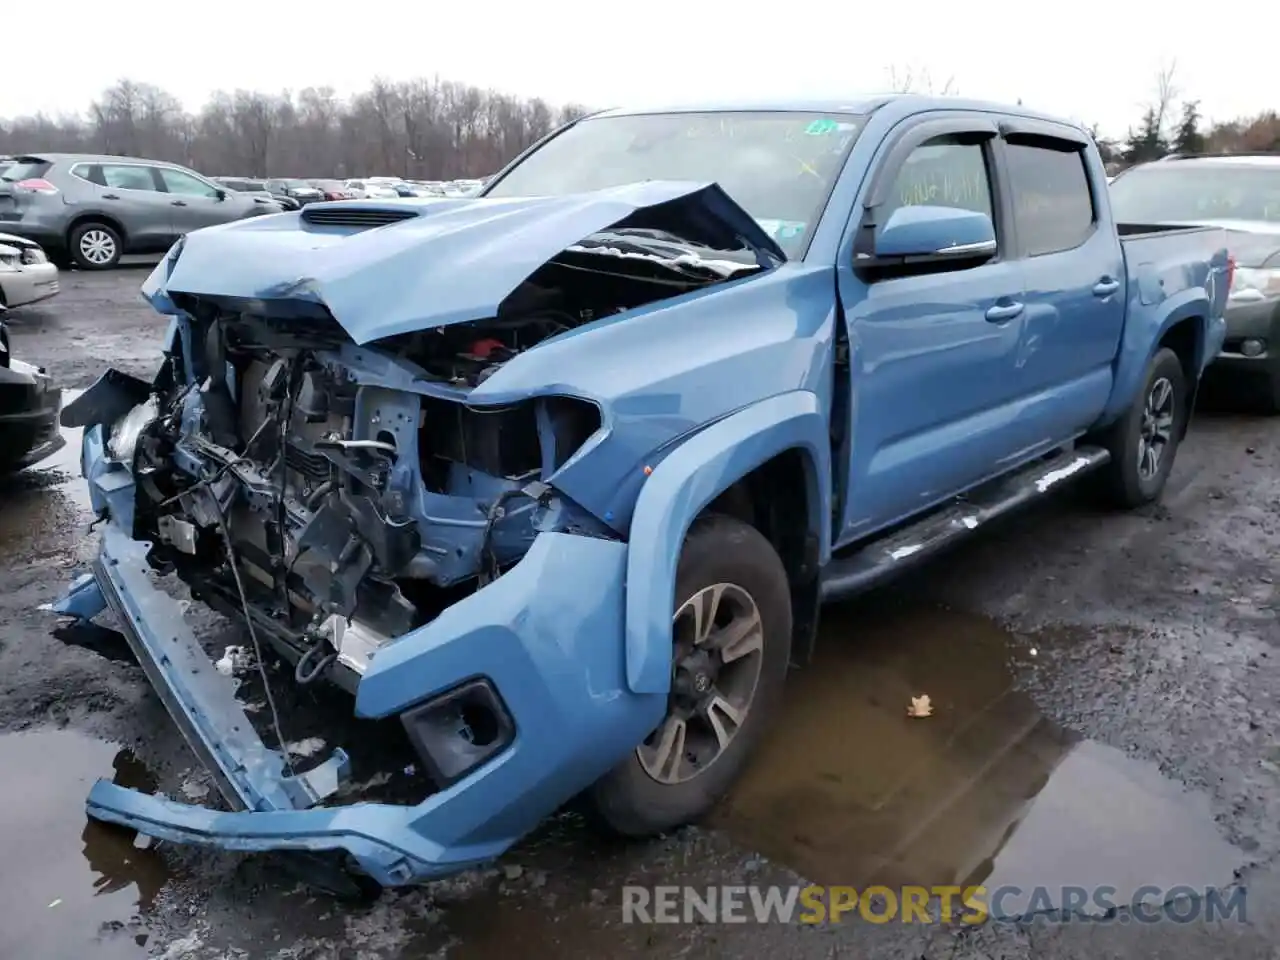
[{"xmin": 0, "ymin": 307, "xmax": 65, "ymax": 471}]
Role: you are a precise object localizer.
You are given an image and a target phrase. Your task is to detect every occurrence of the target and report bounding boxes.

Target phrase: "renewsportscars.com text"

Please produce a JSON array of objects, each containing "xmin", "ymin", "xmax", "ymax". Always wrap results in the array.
[{"xmin": 621, "ymin": 884, "xmax": 1247, "ymax": 925}]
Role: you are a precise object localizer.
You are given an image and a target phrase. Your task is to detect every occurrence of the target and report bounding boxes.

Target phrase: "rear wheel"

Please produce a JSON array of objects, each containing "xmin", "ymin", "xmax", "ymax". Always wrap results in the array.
[
  {"xmin": 584, "ymin": 514, "xmax": 792, "ymax": 836},
  {"xmin": 69, "ymin": 222, "xmax": 122, "ymax": 270},
  {"xmin": 1095, "ymin": 347, "xmax": 1188, "ymax": 508}
]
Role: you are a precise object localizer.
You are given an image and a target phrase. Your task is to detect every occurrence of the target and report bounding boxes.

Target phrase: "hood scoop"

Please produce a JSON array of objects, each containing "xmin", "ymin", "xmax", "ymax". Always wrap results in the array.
[{"xmin": 301, "ymin": 206, "xmax": 420, "ymax": 229}]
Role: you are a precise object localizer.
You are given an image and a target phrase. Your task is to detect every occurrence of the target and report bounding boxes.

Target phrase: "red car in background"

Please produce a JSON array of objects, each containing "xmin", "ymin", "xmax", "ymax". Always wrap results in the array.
[{"xmin": 308, "ymin": 179, "xmax": 356, "ymax": 201}]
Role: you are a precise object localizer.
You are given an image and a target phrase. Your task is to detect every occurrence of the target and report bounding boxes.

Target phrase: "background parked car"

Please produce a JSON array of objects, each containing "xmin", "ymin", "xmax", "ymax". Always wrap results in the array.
[
  {"xmin": 308, "ymin": 179, "xmax": 356, "ymax": 201},
  {"xmin": 0, "ymin": 154, "xmax": 281, "ymax": 270},
  {"xmin": 1109, "ymin": 153, "xmax": 1280, "ymax": 410},
  {"xmin": 213, "ymin": 176, "xmax": 299, "ymax": 211},
  {"xmin": 344, "ymin": 179, "xmax": 400, "ymax": 199},
  {"xmin": 0, "ymin": 232, "xmax": 58, "ymax": 308},
  {"xmin": 0, "ymin": 304, "xmax": 64, "ymax": 472},
  {"xmin": 264, "ymin": 178, "xmax": 323, "ymax": 206}
]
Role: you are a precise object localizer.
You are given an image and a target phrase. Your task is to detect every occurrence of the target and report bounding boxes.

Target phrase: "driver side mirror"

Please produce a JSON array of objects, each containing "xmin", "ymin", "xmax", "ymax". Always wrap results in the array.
[
  {"xmin": 871, "ymin": 205, "xmax": 997, "ymax": 262},
  {"xmin": 215, "ymin": 188, "xmax": 228, "ymax": 201}
]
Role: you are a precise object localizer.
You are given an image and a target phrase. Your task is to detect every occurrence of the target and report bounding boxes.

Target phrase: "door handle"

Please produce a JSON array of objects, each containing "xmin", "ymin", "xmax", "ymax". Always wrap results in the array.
[
  {"xmin": 171, "ymin": 200, "xmax": 188, "ymax": 207},
  {"xmin": 1093, "ymin": 277, "xmax": 1121, "ymax": 297},
  {"xmin": 102, "ymin": 193, "xmax": 120, "ymax": 200},
  {"xmin": 985, "ymin": 301, "xmax": 1025, "ymax": 323}
]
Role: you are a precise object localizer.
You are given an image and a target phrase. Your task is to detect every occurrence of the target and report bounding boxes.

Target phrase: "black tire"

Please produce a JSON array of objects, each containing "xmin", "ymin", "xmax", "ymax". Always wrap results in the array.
[
  {"xmin": 1095, "ymin": 347, "xmax": 1188, "ymax": 508},
  {"xmin": 584, "ymin": 514, "xmax": 792, "ymax": 836},
  {"xmin": 68, "ymin": 221, "xmax": 122, "ymax": 271}
]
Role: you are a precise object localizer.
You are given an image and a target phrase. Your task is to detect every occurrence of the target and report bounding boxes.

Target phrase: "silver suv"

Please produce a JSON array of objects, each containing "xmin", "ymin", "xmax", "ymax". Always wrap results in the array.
[{"xmin": 0, "ymin": 154, "xmax": 282, "ymax": 270}]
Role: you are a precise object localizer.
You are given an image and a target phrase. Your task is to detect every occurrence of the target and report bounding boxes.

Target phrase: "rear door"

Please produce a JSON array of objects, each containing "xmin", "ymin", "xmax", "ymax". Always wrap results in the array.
[
  {"xmin": 94, "ymin": 162, "xmax": 176, "ymax": 250},
  {"xmin": 838, "ymin": 116, "xmax": 1029, "ymax": 540},
  {"xmin": 156, "ymin": 167, "xmax": 238, "ymax": 235},
  {"xmin": 999, "ymin": 126, "xmax": 1124, "ymax": 440}
]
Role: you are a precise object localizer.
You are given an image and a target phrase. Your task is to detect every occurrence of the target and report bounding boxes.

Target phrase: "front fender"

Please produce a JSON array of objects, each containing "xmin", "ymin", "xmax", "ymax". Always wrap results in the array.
[{"xmin": 624, "ymin": 390, "xmax": 831, "ymax": 694}]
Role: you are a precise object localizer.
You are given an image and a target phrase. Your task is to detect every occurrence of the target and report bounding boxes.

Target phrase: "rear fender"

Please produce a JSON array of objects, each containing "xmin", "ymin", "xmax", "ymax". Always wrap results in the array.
[
  {"xmin": 1099, "ymin": 287, "xmax": 1212, "ymax": 426},
  {"xmin": 624, "ymin": 391, "xmax": 831, "ymax": 694}
]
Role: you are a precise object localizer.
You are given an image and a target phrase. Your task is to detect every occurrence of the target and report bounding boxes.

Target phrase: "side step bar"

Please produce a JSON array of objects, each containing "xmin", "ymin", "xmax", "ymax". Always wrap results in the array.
[{"xmin": 820, "ymin": 445, "xmax": 1110, "ymax": 603}]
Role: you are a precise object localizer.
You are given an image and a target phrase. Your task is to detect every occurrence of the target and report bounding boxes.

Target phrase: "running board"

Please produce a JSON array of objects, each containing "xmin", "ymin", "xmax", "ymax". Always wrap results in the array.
[{"xmin": 819, "ymin": 445, "xmax": 1110, "ymax": 603}]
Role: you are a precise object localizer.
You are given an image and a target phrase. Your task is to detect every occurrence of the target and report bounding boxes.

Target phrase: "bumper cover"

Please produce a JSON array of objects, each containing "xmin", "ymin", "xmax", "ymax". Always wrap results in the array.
[
  {"xmin": 0, "ymin": 363, "xmax": 63, "ymax": 470},
  {"xmin": 63, "ymin": 523, "xmax": 662, "ymax": 887},
  {"xmin": 1209, "ymin": 298, "xmax": 1280, "ymax": 377},
  {"xmin": 0, "ymin": 262, "xmax": 59, "ymax": 307}
]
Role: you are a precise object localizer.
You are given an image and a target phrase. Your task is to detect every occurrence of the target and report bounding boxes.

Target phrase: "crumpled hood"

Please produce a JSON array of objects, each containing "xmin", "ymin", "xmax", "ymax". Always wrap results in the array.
[{"xmin": 141, "ymin": 180, "xmax": 785, "ymax": 344}]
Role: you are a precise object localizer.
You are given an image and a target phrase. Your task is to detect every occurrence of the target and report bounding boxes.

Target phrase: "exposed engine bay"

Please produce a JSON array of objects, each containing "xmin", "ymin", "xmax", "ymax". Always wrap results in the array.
[{"xmin": 105, "ymin": 213, "xmax": 773, "ymax": 690}]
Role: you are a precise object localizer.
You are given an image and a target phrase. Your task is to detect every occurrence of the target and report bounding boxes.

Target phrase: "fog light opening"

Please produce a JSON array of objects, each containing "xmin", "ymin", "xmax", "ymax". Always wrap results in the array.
[
  {"xmin": 401, "ymin": 678, "xmax": 515, "ymax": 787},
  {"xmin": 1241, "ymin": 338, "xmax": 1266, "ymax": 358},
  {"xmin": 457, "ymin": 701, "xmax": 500, "ymax": 747}
]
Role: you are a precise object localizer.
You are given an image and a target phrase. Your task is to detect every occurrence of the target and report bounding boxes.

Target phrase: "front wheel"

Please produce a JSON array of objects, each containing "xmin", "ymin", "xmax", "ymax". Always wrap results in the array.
[
  {"xmin": 1095, "ymin": 347, "xmax": 1188, "ymax": 508},
  {"xmin": 584, "ymin": 514, "xmax": 792, "ymax": 837}
]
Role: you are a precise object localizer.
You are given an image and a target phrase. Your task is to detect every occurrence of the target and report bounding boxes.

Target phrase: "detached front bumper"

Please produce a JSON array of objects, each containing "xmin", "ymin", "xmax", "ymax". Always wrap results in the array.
[{"xmin": 61, "ymin": 522, "xmax": 663, "ymax": 887}]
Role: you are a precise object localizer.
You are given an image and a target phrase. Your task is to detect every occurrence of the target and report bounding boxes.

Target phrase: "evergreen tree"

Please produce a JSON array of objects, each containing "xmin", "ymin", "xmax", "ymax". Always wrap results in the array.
[
  {"xmin": 1173, "ymin": 100, "xmax": 1205, "ymax": 155},
  {"xmin": 1122, "ymin": 107, "xmax": 1168, "ymax": 165}
]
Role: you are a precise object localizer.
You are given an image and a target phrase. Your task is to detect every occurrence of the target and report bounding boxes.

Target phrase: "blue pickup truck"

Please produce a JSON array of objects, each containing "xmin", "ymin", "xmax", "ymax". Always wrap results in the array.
[{"xmin": 52, "ymin": 95, "xmax": 1230, "ymax": 893}]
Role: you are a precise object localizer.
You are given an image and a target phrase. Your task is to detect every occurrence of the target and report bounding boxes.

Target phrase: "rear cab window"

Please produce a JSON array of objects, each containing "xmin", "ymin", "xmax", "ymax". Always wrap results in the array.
[{"xmin": 1003, "ymin": 137, "xmax": 1096, "ymax": 256}]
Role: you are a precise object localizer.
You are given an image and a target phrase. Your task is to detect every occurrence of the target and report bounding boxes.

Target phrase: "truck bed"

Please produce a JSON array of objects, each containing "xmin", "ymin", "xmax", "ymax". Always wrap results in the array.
[{"xmin": 1116, "ymin": 221, "xmax": 1222, "ymax": 239}]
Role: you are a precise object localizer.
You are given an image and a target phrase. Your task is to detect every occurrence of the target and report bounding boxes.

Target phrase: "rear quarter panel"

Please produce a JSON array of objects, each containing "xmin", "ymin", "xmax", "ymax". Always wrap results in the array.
[{"xmin": 1098, "ymin": 229, "xmax": 1230, "ymax": 424}]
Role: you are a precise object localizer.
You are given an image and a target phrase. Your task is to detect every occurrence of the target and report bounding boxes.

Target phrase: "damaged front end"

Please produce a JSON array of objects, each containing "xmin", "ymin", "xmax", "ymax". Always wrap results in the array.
[{"xmin": 50, "ymin": 181, "xmax": 782, "ymax": 886}]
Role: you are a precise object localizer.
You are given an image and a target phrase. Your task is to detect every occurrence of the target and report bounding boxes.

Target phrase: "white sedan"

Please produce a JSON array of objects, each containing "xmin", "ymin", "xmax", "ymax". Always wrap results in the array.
[
  {"xmin": 344, "ymin": 179, "xmax": 402, "ymax": 200},
  {"xmin": 0, "ymin": 233, "xmax": 58, "ymax": 308}
]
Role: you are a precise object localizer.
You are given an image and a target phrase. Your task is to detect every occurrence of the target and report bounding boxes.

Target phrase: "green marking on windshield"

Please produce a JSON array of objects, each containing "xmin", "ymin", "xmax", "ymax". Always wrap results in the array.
[{"xmin": 805, "ymin": 118, "xmax": 840, "ymax": 136}]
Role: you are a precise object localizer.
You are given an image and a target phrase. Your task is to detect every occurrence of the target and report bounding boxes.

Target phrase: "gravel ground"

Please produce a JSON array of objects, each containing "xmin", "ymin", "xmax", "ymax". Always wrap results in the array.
[{"xmin": 1, "ymin": 264, "xmax": 1278, "ymax": 960}]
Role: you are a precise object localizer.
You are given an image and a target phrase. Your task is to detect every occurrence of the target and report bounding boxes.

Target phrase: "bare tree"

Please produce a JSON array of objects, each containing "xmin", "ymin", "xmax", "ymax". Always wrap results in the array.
[
  {"xmin": 886, "ymin": 65, "xmax": 957, "ymax": 96},
  {"xmin": 1151, "ymin": 59, "xmax": 1179, "ymax": 146},
  {"xmin": 3, "ymin": 70, "xmax": 1277, "ymax": 179}
]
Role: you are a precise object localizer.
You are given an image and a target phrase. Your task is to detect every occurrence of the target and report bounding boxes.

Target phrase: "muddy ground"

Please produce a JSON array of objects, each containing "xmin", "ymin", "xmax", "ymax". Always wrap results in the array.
[{"xmin": 1, "ymin": 264, "xmax": 1279, "ymax": 959}]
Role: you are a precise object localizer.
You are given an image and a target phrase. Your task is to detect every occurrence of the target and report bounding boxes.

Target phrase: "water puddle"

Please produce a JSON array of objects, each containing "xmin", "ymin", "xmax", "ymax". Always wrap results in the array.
[
  {"xmin": 714, "ymin": 601, "xmax": 1244, "ymax": 918},
  {"xmin": 0, "ymin": 729, "xmax": 172, "ymax": 958}
]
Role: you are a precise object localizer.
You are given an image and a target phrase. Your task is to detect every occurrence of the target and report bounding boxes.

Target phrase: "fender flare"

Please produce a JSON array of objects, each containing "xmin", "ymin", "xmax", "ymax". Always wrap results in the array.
[
  {"xmin": 1100, "ymin": 287, "xmax": 1212, "ymax": 426},
  {"xmin": 624, "ymin": 390, "xmax": 832, "ymax": 694}
]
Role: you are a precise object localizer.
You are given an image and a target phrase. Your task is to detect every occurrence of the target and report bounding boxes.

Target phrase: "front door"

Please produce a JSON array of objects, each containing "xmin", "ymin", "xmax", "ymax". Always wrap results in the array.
[
  {"xmin": 837, "ymin": 126, "xmax": 1028, "ymax": 541},
  {"xmin": 156, "ymin": 167, "xmax": 234, "ymax": 237}
]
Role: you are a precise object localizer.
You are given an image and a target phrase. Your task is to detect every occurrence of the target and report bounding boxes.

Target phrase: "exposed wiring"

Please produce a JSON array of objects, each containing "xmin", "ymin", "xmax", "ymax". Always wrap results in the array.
[
  {"xmin": 214, "ymin": 504, "xmax": 295, "ymax": 778},
  {"xmin": 478, "ymin": 488, "xmax": 523, "ymax": 582},
  {"xmin": 153, "ymin": 415, "xmax": 277, "ymax": 511}
]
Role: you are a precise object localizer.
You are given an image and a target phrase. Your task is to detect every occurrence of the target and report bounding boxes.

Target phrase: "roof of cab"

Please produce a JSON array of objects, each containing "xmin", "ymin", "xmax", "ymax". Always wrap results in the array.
[{"xmin": 589, "ymin": 94, "xmax": 1087, "ymax": 131}]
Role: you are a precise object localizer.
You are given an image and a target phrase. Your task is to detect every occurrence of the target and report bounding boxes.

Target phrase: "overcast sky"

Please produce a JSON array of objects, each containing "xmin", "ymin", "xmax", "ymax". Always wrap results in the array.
[{"xmin": 1, "ymin": 2, "xmax": 1267, "ymax": 139}]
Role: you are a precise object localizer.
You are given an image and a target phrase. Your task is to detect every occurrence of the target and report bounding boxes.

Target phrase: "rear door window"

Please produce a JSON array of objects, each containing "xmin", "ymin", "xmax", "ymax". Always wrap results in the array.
[
  {"xmin": 70, "ymin": 163, "xmax": 106, "ymax": 186},
  {"xmin": 101, "ymin": 164, "xmax": 160, "ymax": 192},
  {"xmin": 1004, "ymin": 140, "xmax": 1096, "ymax": 256}
]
